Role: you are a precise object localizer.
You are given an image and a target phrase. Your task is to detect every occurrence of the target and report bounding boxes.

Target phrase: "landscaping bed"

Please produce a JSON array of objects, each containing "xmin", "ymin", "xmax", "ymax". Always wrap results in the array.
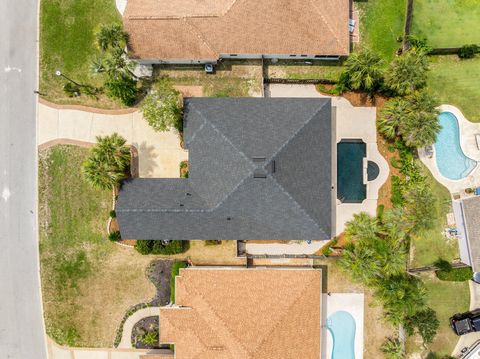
[
  {"xmin": 131, "ymin": 316, "xmax": 161, "ymax": 349},
  {"xmin": 147, "ymin": 260, "xmax": 174, "ymax": 306}
]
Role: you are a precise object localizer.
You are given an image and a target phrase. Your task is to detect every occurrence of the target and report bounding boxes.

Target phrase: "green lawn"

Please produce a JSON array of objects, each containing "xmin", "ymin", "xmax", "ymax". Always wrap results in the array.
[
  {"xmin": 268, "ymin": 60, "xmax": 345, "ymax": 81},
  {"xmin": 407, "ymin": 276, "xmax": 469, "ymax": 356},
  {"xmin": 39, "ymin": 146, "xmax": 156, "ymax": 347},
  {"xmin": 412, "ymin": 0, "xmax": 480, "ymax": 48},
  {"xmin": 428, "ymin": 55, "xmax": 480, "ymax": 122},
  {"xmin": 356, "ymin": 0, "xmax": 406, "ymax": 62},
  {"xmin": 40, "ymin": 0, "xmax": 121, "ymax": 108},
  {"xmin": 410, "ymin": 160, "xmax": 457, "ymax": 267}
]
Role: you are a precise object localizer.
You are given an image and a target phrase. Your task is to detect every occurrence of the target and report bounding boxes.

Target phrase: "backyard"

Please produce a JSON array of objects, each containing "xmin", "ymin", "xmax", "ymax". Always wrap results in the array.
[
  {"xmin": 39, "ymin": 145, "xmax": 156, "ymax": 346},
  {"xmin": 407, "ymin": 275, "xmax": 470, "ymax": 357},
  {"xmin": 410, "ymin": 160, "xmax": 458, "ymax": 267},
  {"xmin": 40, "ymin": 0, "xmax": 122, "ymax": 108},
  {"xmin": 428, "ymin": 55, "xmax": 480, "ymax": 123},
  {"xmin": 412, "ymin": 0, "xmax": 480, "ymax": 48},
  {"xmin": 356, "ymin": 0, "xmax": 406, "ymax": 62}
]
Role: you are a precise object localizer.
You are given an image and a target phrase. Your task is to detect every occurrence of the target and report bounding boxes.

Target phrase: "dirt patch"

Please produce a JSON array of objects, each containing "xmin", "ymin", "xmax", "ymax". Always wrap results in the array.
[
  {"xmin": 174, "ymin": 85, "xmax": 203, "ymax": 97},
  {"xmin": 376, "ymin": 133, "xmax": 401, "ymax": 209}
]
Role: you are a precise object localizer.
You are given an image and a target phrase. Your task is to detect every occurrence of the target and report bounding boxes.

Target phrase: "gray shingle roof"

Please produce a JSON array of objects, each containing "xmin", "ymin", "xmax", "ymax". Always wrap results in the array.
[
  {"xmin": 461, "ymin": 196, "xmax": 480, "ymax": 271},
  {"xmin": 116, "ymin": 98, "xmax": 333, "ymax": 240}
]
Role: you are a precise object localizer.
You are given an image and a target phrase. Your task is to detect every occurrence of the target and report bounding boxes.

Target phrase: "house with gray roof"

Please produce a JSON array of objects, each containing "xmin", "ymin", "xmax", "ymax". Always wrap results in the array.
[
  {"xmin": 453, "ymin": 196, "xmax": 480, "ymax": 271},
  {"xmin": 116, "ymin": 98, "xmax": 336, "ymax": 240}
]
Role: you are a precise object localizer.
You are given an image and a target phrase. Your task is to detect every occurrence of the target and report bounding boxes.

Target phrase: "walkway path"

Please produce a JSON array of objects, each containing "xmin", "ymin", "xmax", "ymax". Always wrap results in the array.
[
  {"xmin": 118, "ymin": 306, "xmax": 161, "ymax": 349},
  {"xmin": 38, "ymin": 101, "xmax": 188, "ymax": 178},
  {"xmin": 47, "ymin": 338, "xmax": 173, "ymax": 359}
]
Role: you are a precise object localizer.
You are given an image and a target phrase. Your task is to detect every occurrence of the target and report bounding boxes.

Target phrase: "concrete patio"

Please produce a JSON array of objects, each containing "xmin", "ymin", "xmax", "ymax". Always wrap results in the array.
[{"xmin": 419, "ymin": 104, "xmax": 480, "ymax": 194}]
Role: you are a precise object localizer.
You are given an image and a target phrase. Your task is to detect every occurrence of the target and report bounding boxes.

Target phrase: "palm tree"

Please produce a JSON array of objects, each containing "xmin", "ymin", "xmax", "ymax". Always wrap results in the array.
[
  {"xmin": 381, "ymin": 337, "xmax": 404, "ymax": 359},
  {"xmin": 379, "ymin": 91, "xmax": 440, "ymax": 147},
  {"xmin": 345, "ymin": 212, "xmax": 379, "ymax": 240},
  {"xmin": 82, "ymin": 133, "xmax": 131, "ymax": 190},
  {"xmin": 340, "ymin": 48, "xmax": 384, "ymax": 94},
  {"xmin": 95, "ymin": 24, "xmax": 128, "ymax": 52},
  {"xmin": 385, "ymin": 50, "xmax": 429, "ymax": 96}
]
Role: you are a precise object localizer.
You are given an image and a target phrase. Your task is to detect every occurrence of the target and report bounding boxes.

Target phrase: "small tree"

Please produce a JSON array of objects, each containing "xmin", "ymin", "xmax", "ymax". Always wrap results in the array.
[
  {"xmin": 141, "ymin": 79, "xmax": 183, "ymax": 132},
  {"xmin": 337, "ymin": 48, "xmax": 384, "ymax": 94},
  {"xmin": 402, "ymin": 182, "xmax": 435, "ymax": 231},
  {"xmin": 385, "ymin": 50, "xmax": 429, "ymax": 96},
  {"xmin": 95, "ymin": 23, "xmax": 128, "ymax": 52},
  {"xmin": 381, "ymin": 336, "xmax": 404, "ymax": 359},
  {"xmin": 458, "ymin": 44, "xmax": 479, "ymax": 59},
  {"xmin": 105, "ymin": 74, "xmax": 137, "ymax": 106},
  {"xmin": 82, "ymin": 133, "xmax": 131, "ymax": 190},
  {"xmin": 404, "ymin": 307, "xmax": 439, "ymax": 344}
]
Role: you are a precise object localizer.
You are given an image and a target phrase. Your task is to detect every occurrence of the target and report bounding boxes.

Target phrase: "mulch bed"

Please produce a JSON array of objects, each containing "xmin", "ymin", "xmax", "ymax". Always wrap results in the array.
[
  {"xmin": 131, "ymin": 316, "xmax": 162, "ymax": 349},
  {"xmin": 146, "ymin": 260, "xmax": 174, "ymax": 306}
]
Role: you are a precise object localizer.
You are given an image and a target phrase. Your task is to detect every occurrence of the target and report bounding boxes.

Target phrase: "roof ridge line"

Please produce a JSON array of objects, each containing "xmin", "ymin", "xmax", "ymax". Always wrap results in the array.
[
  {"xmin": 270, "ymin": 178, "xmax": 328, "ymax": 238},
  {"xmin": 252, "ymin": 274, "xmax": 319, "ymax": 355},
  {"xmin": 265, "ymin": 100, "xmax": 329, "ymax": 165},
  {"xmin": 307, "ymin": 0, "xmax": 346, "ymax": 52},
  {"xmin": 183, "ymin": 18, "xmax": 218, "ymax": 57}
]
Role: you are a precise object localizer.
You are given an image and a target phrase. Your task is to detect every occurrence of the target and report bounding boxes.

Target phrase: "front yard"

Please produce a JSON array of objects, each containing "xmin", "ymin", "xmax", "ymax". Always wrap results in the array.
[
  {"xmin": 412, "ymin": 0, "xmax": 480, "ymax": 48},
  {"xmin": 40, "ymin": 0, "xmax": 122, "ymax": 108},
  {"xmin": 39, "ymin": 145, "xmax": 156, "ymax": 346}
]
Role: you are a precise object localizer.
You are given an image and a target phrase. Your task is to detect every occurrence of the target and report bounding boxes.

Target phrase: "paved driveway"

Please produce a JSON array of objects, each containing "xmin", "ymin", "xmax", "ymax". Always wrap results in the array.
[{"xmin": 38, "ymin": 102, "xmax": 188, "ymax": 178}]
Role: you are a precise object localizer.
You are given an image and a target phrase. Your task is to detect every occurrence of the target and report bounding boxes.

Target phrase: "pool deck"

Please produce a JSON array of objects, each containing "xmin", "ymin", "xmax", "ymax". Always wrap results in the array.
[
  {"xmin": 419, "ymin": 105, "xmax": 480, "ymax": 194},
  {"xmin": 322, "ymin": 293, "xmax": 364, "ymax": 359},
  {"xmin": 269, "ymin": 84, "xmax": 390, "ymax": 236}
]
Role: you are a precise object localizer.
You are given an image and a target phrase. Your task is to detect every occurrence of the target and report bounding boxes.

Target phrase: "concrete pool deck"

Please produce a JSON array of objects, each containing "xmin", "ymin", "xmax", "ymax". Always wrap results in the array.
[
  {"xmin": 419, "ymin": 105, "xmax": 480, "ymax": 194},
  {"xmin": 322, "ymin": 293, "xmax": 364, "ymax": 359},
  {"xmin": 269, "ymin": 84, "xmax": 389, "ymax": 235}
]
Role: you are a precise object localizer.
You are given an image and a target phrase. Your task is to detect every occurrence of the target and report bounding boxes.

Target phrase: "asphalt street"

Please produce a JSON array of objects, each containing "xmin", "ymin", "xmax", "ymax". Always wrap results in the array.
[{"xmin": 0, "ymin": 0, "xmax": 48, "ymax": 358}]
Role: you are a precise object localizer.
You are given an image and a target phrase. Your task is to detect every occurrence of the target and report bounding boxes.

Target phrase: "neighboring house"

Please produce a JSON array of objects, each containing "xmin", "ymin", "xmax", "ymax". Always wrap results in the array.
[
  {"xmin": 160, "ymin": 267, "xmax": 322, "ymax": 358},
  {"xmin": 116, "ymin": 98, "xmax": 335, "ymax": 240},
  {"xmin": 453, "ymin": 196, "xmax": 480, "ymax": 271},
  {"xmin": 123, "ymin": 0, "xmax": 350, "ymax": 64}
]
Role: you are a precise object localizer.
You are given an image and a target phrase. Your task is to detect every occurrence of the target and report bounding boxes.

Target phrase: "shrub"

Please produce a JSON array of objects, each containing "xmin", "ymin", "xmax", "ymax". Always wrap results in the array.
[
  {"xmin": 205, "ymin": 240, "xmax": 222, "ymax": 246},
  {"xmin": 377, "ymin": 204, "xmax": 385, "ymax": 221},
  {"xmin": 141, "ymin": 79, "xmax": 182, "ymax": 132},
  {"xmin": 458, "ymin": 44, "xmax": 479, "ymax": 59},
  {"xmin": 63, "ymin": 82, "xmax": 80, "ymax": 97},
  {"xmin": 105, "ymin": 74, "xmax": 137, "ymax": 106},
  {"xmin": 433, "ymin": 258, "xmax": 452, "ymax": 272},
  {"xmin": 385, "ymin": 50, "xmax": 429, "ymax": 96},
  {"xmin": 170, "ymin": 261, "xmax": 188, "ymax": 303},
  {"xmin": 108, "ymin": 231, "xmax": 121, "ymax": 241},
  {"xmin": 391, "ymin": 176, "xmax": 404, "ymax": 207},
  {"xmin": 110, "ymin": 210, "xmax": 116, "ymax": 218},
  {"xmin": 134, "ymin": 240, "xmax": 188, "ymax": 255},
  {"xmin": 140, "ymin": 331, "xmax": 158, "ymax": 346},
  {"xmin": 381, "ymin": 336, "xmax": 404, "ymax": 359},
  {"xmin": 436, "ymin": 267, "xmax": 473, "ymax": 282}
]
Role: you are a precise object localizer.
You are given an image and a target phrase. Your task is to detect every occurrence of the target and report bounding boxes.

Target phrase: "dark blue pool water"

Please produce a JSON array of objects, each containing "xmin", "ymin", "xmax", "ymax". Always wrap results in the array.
[{"xmin": 337, "ymin": 140, "xmax": 366, "ymax": 203}]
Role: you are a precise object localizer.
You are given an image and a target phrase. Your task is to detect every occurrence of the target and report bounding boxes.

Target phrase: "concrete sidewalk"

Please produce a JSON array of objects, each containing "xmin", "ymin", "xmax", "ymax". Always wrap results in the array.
[
  {"xmin": 38, "ymin": 102, "xmax": 188, "ymax": 178},
  {"xmin": 118, "ymin": 307, "xmax": 161, "ymax": 349},
  {"xmin": 47, "ymin": 338, "xmax": 173, "ymax": 359}
]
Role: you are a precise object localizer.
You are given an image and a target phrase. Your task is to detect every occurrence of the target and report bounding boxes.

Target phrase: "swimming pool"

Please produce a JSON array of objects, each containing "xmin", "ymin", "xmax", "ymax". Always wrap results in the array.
[
  {"xmin": 435, "ymin": 112, "xmax": 477, "ymax": 180},
  {"xmin": 327, "ymin": 310, "xmax": 356, "ymax": 359},
  {"xmin": 337, "ymin": 140, "xmax": 366, "ymax": 203}
]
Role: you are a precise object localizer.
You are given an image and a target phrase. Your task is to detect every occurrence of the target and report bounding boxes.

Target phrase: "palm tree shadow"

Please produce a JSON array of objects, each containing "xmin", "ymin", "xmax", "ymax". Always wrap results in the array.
[{"xmin": 135, "ymin": 141, "xmax": 158, "ymax": 177}]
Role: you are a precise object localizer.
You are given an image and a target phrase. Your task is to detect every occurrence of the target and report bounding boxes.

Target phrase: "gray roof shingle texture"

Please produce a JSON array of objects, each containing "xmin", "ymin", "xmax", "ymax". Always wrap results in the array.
[
  {"xmin": 116, "ymin": 98, "xmax": 333, "ymax": 240},
  {"xmin": 462, "ymin": 196, "xmax": 480, "ymax": 271}
]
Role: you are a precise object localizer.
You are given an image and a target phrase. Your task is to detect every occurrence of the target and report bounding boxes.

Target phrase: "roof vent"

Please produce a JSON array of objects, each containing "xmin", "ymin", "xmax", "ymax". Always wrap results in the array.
[
  {"xmin": 252, "ymin": 156, "xmax": 266, "ymax": 163},
  {"xmin": 179, "ymin": 203, "xmax": 184, "ymax": 207},
  {"xmin": 186, "ymin": 192, "xmax": 192, "ymax": 196},
  {"xmin": 253, "ymin": 169, "xmax": 267, "ymax": 178}
]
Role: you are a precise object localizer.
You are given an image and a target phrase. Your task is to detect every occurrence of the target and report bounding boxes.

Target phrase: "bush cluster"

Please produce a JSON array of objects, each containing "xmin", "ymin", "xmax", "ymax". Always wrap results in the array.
[{"xmin": 134, "ymin": 240, "xmax": 188, "ymax": 255}]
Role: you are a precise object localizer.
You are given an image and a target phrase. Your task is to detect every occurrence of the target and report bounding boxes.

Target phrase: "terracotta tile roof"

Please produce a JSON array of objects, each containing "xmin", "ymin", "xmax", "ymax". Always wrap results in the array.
[
  {"xmin": 160, "ymin": 268, "xmax": 322, "ymax": 359},
  {"xmin": 124, "ymin": 0, "xmax": 349, "ymax": 60}
]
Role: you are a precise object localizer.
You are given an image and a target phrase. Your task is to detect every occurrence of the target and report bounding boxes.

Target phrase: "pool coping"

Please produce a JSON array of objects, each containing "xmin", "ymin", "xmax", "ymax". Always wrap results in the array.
[{"xmin": 419, "ymin": 105, "xmax": 480, "ymax": 194}]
